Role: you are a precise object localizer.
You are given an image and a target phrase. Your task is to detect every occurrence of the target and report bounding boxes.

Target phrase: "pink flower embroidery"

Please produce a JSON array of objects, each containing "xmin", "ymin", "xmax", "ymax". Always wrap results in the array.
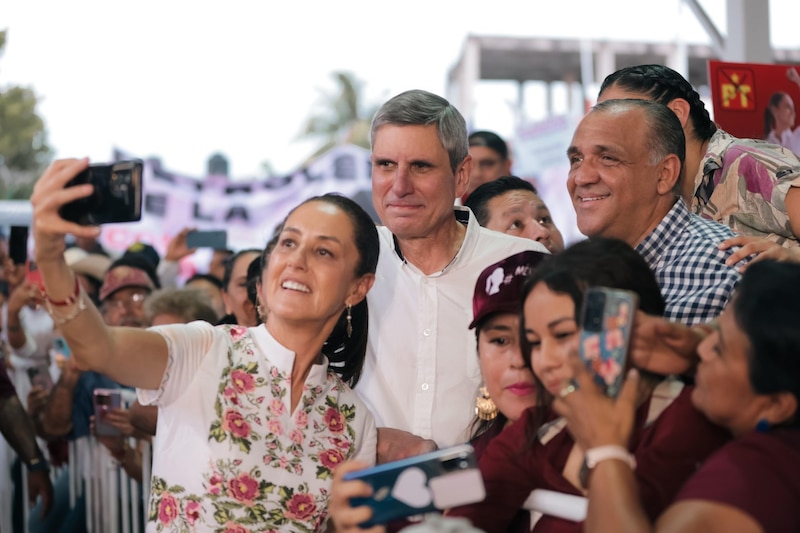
[
  {"xmin": 285, "ymin": 492, "xmax": 317, "ymax": 521},
  {"xmin": 269, "ymin": 398, "xmax": 285, "ymax": 416},
  {"xmin": 229, "ymin": 326, "xmax": 247, "ymax": 341},
  {"xmin": 268, "ymin": 418, "xmax": 284, "ymax": 436},
  {"xmin": 227, "ymin": 472, "xmax": 259, "ymax": 502},
  {"xmin": 223, "ymin": 523, "xmax": 251, "ymax": 533},
  {"xmin": 208, "ymin": 473, "xmax": 224, "ymax": 495},
  {"xmin": 231, "ymin": 370, "xmax": 256, "ymax": 393},
  {"xmin": 158, "ymin": 493, "xmax": 179, "ymax": 525},
  {"xmin": 328, "ymin": 437, "xmax": 351, "ymax": 451},
  {"xmin": 294, "ymin": 410, "xmax": 308, "ymax": 429},
  {"xmin": 319, "ymin": 449, "xmax": 345, "ymax": 469},
  {"xmin": 185, "ymin": 500, "xmax": 201, "ymax": 525},
  {"xmin": 290, "ymin": 429, "xmax": 304, "ymax": 444},
  {"xmin": 324, "ymin": 408, "xmax": 345, "ymax": 434},
  {"xmin": 223, "ymin": 410, "xmax": 251, "ymax": 438}
]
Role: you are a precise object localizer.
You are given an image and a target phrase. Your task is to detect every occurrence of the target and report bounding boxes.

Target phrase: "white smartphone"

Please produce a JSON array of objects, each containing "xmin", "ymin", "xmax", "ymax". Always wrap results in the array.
[{"xmin": 343, "ymin": 444, "xmax": 485, "ymax": 527}]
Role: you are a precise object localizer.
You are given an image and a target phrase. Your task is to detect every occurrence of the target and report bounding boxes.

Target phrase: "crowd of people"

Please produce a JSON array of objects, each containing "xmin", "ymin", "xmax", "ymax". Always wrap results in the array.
[{"xmin": 1, "ymin": 63, "xmax": 799, "ymax": 533}]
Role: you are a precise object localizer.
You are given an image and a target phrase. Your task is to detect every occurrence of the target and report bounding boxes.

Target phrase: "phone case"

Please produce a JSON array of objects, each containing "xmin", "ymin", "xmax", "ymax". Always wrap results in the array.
[
  {"xmin": 59, "ymin": 160, "xmax": 143, "ymax": 226},
  {"xmin": 93, "ymin": 388, "xmax": 123, "ymax": 437},
  {"xmin": 578, "ymin": 287, "xmax": 638, "ymax": 398},
  {"xmin": 27, "ymin": 366, "xmax": 53, "ymax": 391},
  {"xmin": 186, "ymin": 230, "xmax": 228, "ymax": 250},
  {"xmin": 25, "ymin": 260, "xmax": 42, "ymax": 287},
  {"xmin": 344, "ymin": 444, "xmax": 485, "ymax": 527},
  {"xmin": 8, "ymin": 226, "xmax": 29, "ymax": 265}
]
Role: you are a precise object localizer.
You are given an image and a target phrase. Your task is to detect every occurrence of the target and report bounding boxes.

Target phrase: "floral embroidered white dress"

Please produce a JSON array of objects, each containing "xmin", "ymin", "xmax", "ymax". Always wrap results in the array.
[{"xmin": 137, "ymin": 322, "xmax": 377, "ymax": 532}]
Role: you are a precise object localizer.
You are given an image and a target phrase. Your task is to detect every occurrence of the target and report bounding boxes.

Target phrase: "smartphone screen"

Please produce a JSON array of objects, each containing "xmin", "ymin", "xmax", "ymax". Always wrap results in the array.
[
  {"xmin": 578, "ymin": 287, "xmax": 638, "ymax": 398},
  {"xmin": 344, "ymin": 444, "xmax": 485, "ymax": 526},
  {"xmin": 93, "ymin": 388, "xmax": 123, "ymax": 437},
  {"xmin": 186, "ymin": 230, "xmax": 228, "ymax": 250},
  {"xmin": 59, "ymin": 160, "xmax": 143, "ymax": 225},
  {"xmin": 9, "ymin": 226, "xmax": 29, "ymax": 265},
  {"xmin": 27, "ymin": 366, "xmax": 53, "ymax": 391}
]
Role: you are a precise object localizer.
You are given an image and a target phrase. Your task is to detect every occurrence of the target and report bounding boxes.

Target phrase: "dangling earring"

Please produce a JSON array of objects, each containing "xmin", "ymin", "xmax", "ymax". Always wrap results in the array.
[
  {"xmin": 256, "ymin": 299, "xmax": 267, "ymax": 322},
  {"xmin": 346, "ymin": 304, "xmax": 353, "ymax": 338},
  {"xmin": 475, "ymin": 386, "xmax": 498, "ymax": 421}
]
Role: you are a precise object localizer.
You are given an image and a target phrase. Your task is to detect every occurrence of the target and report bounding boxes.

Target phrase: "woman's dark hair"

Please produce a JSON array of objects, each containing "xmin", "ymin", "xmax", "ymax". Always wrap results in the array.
[
  {"xmin": 599, "ymin": 64, "xmax": 717, "ymax": 142},
  {"xmin": 469, "ymin": 130, "xmax": 509, "ymax": 160},
  {"xmin": 186, "ymin": 273, "xmax": 223, "ymax": 290},
  {"xmin": 733, "ymin": 260, "xmax": 800, "ymax": 428},
  {"xmin": 246, "ymin": 256, "xmax": 262, "ymax": 325},
  {"xmin": 763, "ymin": 92, "xmax": 787, "ymax": 138},
  {"xmin": 520, "ymin": 237, "xmax": 666, "ymax": 443},
  {"xmin": 267, "ymin": 193, "xmax": 380, "ymax": 387},
  {"xmin": 222, "ymin": 248, "xmax": 261, "ymax": 293}
]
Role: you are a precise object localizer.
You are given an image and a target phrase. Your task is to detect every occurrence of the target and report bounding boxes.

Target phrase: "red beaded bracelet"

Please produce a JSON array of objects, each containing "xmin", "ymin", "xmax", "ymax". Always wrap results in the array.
[{"xmin": 42, "ymin": 276, "xmax": 80, "ymax": 307}]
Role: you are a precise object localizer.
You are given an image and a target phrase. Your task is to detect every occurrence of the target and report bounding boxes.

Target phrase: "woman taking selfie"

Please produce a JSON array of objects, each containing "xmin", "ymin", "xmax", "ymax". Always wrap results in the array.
[
  {"xmin": 30, "ymin": 158, "xmax": 379, "ymax": 531},
  {"xmin": 448, "ymin": 238, "xmax": 729, "ymax": 532},
  {"xmin": 557, "ymin": 260, "xmax": 800, "ymax": 533}
]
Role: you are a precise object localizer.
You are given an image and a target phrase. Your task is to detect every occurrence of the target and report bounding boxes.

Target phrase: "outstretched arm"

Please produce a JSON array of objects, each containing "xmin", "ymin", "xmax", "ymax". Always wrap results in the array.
[{"xmin": 30, "ymin": 158, "xmax": 168, "ymax": 389}]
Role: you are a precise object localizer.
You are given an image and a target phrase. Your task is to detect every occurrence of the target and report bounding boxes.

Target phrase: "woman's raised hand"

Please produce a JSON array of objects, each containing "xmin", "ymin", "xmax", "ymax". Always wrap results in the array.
[{"xmin": 30, "ymin": 158, "xmax": 101, "ymax": 263}]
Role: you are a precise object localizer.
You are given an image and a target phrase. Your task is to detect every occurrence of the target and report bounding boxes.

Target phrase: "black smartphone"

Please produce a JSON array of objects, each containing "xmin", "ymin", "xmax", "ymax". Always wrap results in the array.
[
  {"xmin": 344, "ymin": 444, "xmax": 485, "ymax": 527},
  {"xmin": 186, "ymin": 230, "xmax": 228, "ymax": 250},
  {"xmin": 59, "ymin": 160, "xmax": 144, "ymax": 225},
  {"xmin": 8, "ymin": 226, "xmax": 29, "ymax": 265},
  {"xmin": 27, "ymin": 366, "xmax": 53, "ymax": 391},
  {"xmin": 578, "ymin": 287, "xmax": 638, "ymax": 398},
  {"xmin": 92, "ymin": 388, "xmax": 123, "ymax": 437}
]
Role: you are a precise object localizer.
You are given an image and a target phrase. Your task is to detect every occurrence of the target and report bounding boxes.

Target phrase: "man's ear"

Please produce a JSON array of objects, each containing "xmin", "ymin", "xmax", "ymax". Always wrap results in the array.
[
  {"xmin": 667, "ymin": 98, "xmax": 692, "ymax": 130},
  {"xmin": 764, "ymin": 391, "xmax": 799, "ymax": 428},
  {"xmin": 656, "ymin": 153, "xmax": 682, "ymax": 196},
  {"xmin": 346, "ymin": 273, "xmax": 376, "ymax": 307},
  {"xmin": 455, "ymin": 155, "xmax": 472, "ymax": 199}
]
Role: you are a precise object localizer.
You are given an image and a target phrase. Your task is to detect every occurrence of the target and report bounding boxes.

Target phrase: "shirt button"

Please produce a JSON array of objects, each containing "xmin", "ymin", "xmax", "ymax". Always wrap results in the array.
[
  {"xmin": 421, "ymin": 383, "xmax": 430, "ymax": 391},
  {"xmin": 423, "ymin": 328, "xmax": 431, "ymax": 337}
]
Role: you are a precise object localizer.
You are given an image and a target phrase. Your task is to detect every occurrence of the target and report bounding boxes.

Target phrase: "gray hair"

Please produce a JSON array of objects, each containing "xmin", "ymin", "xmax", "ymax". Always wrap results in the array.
[
  {"xmin": 370, "ymin": 89, "xmax": 469, "ymax": 173},
  {"xmin": 144, "ymin": 288, "xmax": 219, "ymax": 325},
  {"xmin": 592, "ymin": 98, "xmax": 686, "ymax": 193}
]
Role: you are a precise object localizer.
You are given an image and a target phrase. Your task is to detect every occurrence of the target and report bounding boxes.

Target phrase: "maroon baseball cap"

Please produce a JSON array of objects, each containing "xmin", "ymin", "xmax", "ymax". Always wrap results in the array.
[
  {"xmin": 99, "ymin": 265, "xmax": 156, "ymax": 302},
  {"xmin": 469, "ymin": 250, "xmax": 548, "ymax": 329}
]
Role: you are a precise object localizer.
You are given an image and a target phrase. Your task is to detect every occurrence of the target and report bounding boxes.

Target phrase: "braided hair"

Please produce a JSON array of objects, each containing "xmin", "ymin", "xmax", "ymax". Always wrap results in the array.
[{"xmin": 599, "ymin": 64, "xmax": 717, "ymax": 142}]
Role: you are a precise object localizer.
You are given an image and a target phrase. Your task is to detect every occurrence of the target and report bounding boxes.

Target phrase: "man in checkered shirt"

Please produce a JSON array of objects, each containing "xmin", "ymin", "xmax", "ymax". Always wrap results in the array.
[{"xmin": 566, "ymin": 99, "xmax": 744, "ymax": 325}]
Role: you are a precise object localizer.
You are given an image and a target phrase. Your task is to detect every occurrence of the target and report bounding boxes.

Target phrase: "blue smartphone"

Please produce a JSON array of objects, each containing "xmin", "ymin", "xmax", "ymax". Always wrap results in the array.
[
  {"xmin": 578, "ymin": 287, "xmax": 638, "ymax": 398},
  {"xmin": 343, "ymin": 444, "xmax": 485, "ymax": 527},
  {"xmin": 186, "ymin": 230, "xmax": 227, "ymax": 250}
]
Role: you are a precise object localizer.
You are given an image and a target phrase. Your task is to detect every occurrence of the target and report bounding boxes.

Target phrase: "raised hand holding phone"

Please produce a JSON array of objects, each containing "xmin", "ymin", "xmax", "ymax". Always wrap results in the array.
[{"xmin": 577, "ymin": 287, "xmax": 638, "ymax": 398}]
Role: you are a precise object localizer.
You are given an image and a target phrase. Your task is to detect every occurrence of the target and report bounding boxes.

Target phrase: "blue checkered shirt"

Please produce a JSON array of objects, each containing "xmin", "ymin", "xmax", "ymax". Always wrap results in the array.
[{"xmin": 635, "ymin": 199, "xmax": 744, "ymax": 325}]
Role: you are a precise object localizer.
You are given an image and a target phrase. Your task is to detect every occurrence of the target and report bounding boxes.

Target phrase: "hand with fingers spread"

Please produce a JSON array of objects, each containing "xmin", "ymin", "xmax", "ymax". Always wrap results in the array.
[
  {"xmin": 553, "ymin": 355, "xmax": 640, "ymax": 451},
  {"xmin": 329, "ymin": 461, "xmax": 385, "ymax": 533},
  {"xmin": 719, "ymin": 235, "xmax": 800, "ymax": 272},
  {"xmin": 629, "ymin": 311, "xmax": 702, "ymax": 376}
]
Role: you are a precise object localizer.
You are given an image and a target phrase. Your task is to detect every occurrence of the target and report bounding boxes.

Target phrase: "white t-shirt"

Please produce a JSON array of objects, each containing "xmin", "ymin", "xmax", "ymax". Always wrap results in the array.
[
  {"xmin": 138, "ymin": 321, "xmax": 376, "ymax": 532},
  {"xmin": 358, "ymin": 207, "xmax": 547, "ymax": 447}
]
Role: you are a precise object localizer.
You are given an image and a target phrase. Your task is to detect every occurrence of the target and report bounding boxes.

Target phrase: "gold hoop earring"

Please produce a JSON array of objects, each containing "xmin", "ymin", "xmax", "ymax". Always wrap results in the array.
[
  {"xmin": 475, "ymin": 386, "xmax": 498, "ymax": 421},
  {"xmin": 346, "ymin": 304, "xmax": 353, "ymax": 338}
]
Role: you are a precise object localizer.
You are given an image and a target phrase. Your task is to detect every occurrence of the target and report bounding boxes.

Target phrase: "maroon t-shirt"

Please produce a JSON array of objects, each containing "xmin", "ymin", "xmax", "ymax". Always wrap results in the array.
[
  {"xmin": 449, "ymin": 385, "xmax": 730, "ymax": 533},
  {"xmin": 676, "ymin": 428, "xmax": 800, "ymax": 532}
]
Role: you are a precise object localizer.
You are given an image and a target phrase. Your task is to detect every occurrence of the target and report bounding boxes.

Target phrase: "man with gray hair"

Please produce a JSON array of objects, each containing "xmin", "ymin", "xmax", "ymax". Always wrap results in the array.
[
  {"xmin": 567, "ymin": 98, "xmax": 743, "ymax": 324},
  {"xmin": 357, "ymin": 90, "xmax": 546, "ymax": 457}
]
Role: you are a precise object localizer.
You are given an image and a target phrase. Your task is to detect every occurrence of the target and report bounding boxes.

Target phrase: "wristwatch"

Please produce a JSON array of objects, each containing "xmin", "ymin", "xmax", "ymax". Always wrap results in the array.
[
  {"xmin": 579, "ymin": 445, "xmax": 636, "ymax": 489},
  {"xmin": 25, "ymin": 457, "xmax": 50, "ymax": 473}
]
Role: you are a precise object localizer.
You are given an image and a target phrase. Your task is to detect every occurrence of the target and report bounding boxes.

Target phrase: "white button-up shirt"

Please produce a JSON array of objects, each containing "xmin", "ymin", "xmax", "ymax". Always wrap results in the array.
[{"xmin": 358, "ymin": 207, "xmax": 547, "ymax": 447}]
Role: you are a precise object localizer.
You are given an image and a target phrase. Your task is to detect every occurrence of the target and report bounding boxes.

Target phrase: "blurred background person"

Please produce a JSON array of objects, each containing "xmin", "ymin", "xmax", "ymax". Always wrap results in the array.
[
  {"xmin": 465, "ymin": 176, "xmax": 565, "ymax": 254},
  {"xmin": 183, "ymin": 274, "xmax": 225, "ymax": 321},
  {"xmin": 764, "ymin": 67, "xmax": 800, "ymax": 155},
  {"xmin": 143, "ymin": 288, "xmax": 219, "ymax": 327},
  {"xmin": 218, "ymin": 248, "xmax": 261, "ymax": 326},
  {"xmin": 463, "ymin": 130, "xmax": 513, "ymax": 202}
]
